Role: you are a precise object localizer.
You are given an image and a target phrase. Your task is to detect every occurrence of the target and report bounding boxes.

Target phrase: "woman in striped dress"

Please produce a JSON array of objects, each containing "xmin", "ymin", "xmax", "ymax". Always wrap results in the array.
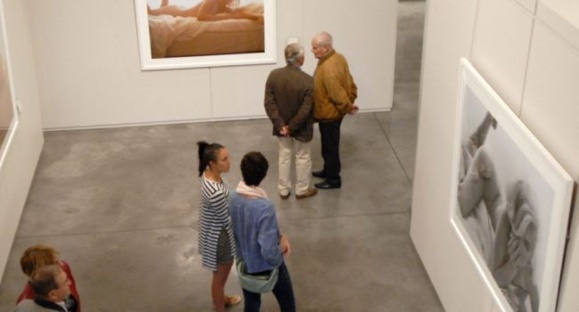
[{"xmin": 197, "ymin": 141, "xmax": 241, "ymax": 311}]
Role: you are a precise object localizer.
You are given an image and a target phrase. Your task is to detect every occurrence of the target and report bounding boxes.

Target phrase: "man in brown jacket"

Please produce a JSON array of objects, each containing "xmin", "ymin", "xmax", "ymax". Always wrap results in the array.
[
  {"xmin": 264, "ymin": 43, "xmax": 317, "ymax": 200},
  {"xmin": 310, "ymin": 31, "xmax": 358, "ymax": 189}
]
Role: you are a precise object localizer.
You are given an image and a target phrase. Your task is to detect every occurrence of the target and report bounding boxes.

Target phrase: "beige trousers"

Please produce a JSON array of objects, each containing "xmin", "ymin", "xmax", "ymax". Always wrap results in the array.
[{"xmin": 277, "ymin": 137, "xmax": 312, "ymax": 196}]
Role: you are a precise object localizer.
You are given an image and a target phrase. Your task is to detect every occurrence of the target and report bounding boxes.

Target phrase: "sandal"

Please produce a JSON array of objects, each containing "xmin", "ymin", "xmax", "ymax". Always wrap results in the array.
[
  {"xmin": 213, "ymin": 295, "xmax": 241, "ymax": 310},
  {"xmin": 225, "ymin": 295, "xmax": 241, "ymax": 306}
]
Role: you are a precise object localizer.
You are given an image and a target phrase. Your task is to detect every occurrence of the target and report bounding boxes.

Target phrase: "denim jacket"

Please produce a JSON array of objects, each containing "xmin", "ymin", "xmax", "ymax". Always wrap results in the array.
[{"xmin": 229, "ymin": 191, "xmax": 283, "ymax": 273}]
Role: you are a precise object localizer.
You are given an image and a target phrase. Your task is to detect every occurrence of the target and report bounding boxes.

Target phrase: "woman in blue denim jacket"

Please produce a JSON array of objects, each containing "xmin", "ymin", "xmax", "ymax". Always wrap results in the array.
[{"xmin": 229, "ymin": 151, "xmax": 296, "ymax": 312}]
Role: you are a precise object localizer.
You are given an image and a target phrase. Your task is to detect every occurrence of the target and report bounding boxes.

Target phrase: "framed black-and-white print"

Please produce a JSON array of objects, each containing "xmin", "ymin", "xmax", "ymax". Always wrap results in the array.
[
  {"xmin": 134, "ymin": 0, "xmax": 276, "ymax": 70},
  {"xmin": 450, "ymin": 58, "xmax": 573, "ymax": 312}
]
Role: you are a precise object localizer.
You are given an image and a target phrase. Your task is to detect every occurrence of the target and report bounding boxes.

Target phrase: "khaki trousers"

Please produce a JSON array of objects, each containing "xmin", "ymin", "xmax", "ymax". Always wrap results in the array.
[{"xmin": 277, "ymin": 137, "xmax": 312, "ymax": 196}]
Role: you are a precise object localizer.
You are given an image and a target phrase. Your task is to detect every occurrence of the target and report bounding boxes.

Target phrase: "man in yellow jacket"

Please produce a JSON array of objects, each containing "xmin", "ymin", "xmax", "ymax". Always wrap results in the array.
[{"xmin": 310, "ymin": 31, "xmax": 358, "ymax": 189}]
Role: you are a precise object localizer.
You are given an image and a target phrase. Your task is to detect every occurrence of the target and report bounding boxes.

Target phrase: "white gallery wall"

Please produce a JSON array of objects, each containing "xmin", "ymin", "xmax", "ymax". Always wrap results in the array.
[
  {"xmin": 411, "ymin": 0, "xmax": 579, "ymax": 311},
  {"xmin": 0, "ymin": 0, "xmax": 44, "ymax": 282},
  {"xmin": 24, "ymin": 0, "xmax": 397, "ymax": 129}
]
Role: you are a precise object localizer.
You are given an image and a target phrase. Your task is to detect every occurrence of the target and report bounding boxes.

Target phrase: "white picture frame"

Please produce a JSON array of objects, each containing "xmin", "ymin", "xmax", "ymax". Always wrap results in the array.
[
  {"xmin": 449, "ymin": 58, "xmax": 573, "ymax": 312},
  {"xmin": 134, "ymin": 0, "xmax": 276, "ymax": 71}
]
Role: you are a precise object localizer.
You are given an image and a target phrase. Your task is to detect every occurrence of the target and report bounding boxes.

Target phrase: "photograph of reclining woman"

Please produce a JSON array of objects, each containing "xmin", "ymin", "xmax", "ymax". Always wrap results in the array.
[
  {"xmin": 135, "ymin": 0, "xmax": 275, "ymax": 70},
  {"xmin": 450, "ymin": 59, "xmax": 573, "ymax": 312}
]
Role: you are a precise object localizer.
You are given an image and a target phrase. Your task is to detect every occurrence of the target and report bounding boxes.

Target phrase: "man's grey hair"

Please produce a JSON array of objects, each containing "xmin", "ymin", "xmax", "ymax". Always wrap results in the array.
[
  {"xmin": 314, "ymin": 31, "xmax": 333, "ymax": 48},
  {"xmin": 285, "ymin": 43, "xmax": 304, "ymax": 66}
]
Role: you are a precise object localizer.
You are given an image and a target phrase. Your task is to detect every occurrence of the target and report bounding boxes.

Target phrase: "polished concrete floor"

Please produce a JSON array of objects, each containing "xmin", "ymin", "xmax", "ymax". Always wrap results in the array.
[{"xmin": 0, "ymin": 2, "xmax": 444, "ymax": 311}]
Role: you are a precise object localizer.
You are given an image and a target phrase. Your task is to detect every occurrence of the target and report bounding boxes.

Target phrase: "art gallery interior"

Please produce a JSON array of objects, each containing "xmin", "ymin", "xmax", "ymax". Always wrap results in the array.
[{"xmin": 0, "ymin": 0, "xmax": 578, "ymax": 311}]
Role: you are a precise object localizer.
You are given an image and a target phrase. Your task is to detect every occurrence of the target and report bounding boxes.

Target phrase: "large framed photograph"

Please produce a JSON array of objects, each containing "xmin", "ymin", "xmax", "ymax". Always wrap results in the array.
[
  {"xmin": 134, "ymin": 0, "xmax": 276, "ymax": 70},
  {"xmin": 450, "ymin": 59, "xmax": 573, "ymax": 312}
]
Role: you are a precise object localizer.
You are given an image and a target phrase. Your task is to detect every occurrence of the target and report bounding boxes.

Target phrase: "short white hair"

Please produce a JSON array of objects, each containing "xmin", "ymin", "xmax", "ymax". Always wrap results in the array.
[{"xmin": 314, "ymin": 31, "xmax": 333, "ymax": 48}]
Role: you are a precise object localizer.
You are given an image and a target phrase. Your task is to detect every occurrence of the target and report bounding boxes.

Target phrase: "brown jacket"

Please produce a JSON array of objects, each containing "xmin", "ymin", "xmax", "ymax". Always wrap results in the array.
[
  {"xmin": 264, "ymin": 65, "xmax": 314, "ymax": 142},
  {"xmin": 313, "ymin": 50, "xmax": 358, "ymax": 121}
]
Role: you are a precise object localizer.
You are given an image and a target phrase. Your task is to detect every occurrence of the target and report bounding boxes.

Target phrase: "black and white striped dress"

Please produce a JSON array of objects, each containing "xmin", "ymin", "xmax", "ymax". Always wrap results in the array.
[{"xmin": 198, "ymin": 173, "xmax": 236, "ymax": 271}]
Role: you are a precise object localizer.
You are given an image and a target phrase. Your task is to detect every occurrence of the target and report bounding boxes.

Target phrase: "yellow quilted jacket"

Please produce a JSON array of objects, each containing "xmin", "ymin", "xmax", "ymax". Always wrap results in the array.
[{"xmin": 313, "ymin": 50, "xmax": 358, "ymax": 121}]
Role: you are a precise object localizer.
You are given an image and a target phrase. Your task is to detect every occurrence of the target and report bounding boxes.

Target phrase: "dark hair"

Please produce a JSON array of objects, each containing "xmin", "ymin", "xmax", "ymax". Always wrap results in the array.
[
  {"xmin": 240, "ymin": 151, "xmax": 269, "ymax": 186},
  {"xmin": 197, "ymin": 141, "xmax": 224, "ymax": 177},
  {"xmin": 30, "ymin": 264, "xmax": 62, "ymax": 298}
]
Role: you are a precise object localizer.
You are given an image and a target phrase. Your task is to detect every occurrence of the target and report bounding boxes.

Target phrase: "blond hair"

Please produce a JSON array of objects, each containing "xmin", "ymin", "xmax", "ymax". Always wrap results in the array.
[{"xmin": 20, "ymin": 244, "xmax": 59, "ymax": 277}]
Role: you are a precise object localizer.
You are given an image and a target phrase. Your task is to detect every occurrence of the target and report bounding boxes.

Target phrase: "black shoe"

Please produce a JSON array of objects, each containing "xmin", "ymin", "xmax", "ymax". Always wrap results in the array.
[
  {"xmin": 312, "ymin": 170, "xmax": 326, "ymax": 178},
  {"xmin": 315, "ymin": 180, "xmax": 341, "ymax": 189}
]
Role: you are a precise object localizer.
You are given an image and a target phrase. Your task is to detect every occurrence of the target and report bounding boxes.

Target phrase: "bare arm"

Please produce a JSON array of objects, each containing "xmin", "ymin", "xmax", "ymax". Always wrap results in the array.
[
  {"xmin": 280, "ymin": 233, "xmax": 291, "ymax": 257},
  {"xmin": 147, "ymin": 3, "xmax": 201, "ymax": 17},
  {"xmin": 197, "ymin": 0, "xmax": 263, "ymax": 22},
  {"xmin": 469, "ymin": 112, "xmax": 497, "ymax": 151}
]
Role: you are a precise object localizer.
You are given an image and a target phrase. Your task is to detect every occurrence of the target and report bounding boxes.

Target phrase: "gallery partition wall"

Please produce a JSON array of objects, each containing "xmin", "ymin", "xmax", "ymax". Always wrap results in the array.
[
  {"xmin": 411, "ymin": 0, "xmax": 579, "ymax": 311},
  {"xmin": 0, "ymin": 0, "xmax": 44, "ymax": 283}
]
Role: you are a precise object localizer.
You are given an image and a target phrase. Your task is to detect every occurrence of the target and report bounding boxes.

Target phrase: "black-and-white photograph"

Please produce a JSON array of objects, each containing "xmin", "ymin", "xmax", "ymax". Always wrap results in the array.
[{"xmin": 450, "ymin": 59, "xmax": 573, "ymax": 312}]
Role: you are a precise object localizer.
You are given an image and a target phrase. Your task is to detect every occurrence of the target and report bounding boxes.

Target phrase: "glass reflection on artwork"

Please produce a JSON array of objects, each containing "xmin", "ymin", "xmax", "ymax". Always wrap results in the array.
[
  {"xmin": 0, "ymin": 0, "xmax": 17, "ymax": 168},
  {"xmin": 0, "ymin": 53, "xmax": 14, "ymax": 149}
]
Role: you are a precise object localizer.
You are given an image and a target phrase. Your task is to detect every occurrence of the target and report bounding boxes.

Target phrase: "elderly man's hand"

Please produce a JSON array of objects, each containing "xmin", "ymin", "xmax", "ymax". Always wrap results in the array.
[
  {"xmin": 279, "ymin": 125, "xmax": 290, "ymax": 137},
  {"xmin": 349, "ymin": 104, "xmax": 359, "ymax": 115}
]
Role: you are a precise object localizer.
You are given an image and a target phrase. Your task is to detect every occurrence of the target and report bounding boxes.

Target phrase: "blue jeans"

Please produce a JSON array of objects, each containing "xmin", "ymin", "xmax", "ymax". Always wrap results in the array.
[{"xmin": 242, "ymin": 262, "xmax": 296, "ymax": 312}]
